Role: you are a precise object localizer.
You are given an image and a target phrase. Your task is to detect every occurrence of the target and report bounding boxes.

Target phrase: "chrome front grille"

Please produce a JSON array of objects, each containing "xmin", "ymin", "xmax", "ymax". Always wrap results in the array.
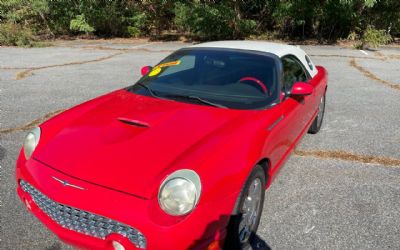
[{"xmin": 20, "ymin": 180, "xmax": 146, "ymax": 249}]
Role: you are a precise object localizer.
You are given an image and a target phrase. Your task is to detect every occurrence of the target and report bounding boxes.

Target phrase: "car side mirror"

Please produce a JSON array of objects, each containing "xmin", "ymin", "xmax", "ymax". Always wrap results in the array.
[
  {"xmin": 141, "ymin": 66, "xmax": 152, "ymax": 76},
  {"xmin": 290, "ymin": 82, "xmax": 313, "ymax": 96}
]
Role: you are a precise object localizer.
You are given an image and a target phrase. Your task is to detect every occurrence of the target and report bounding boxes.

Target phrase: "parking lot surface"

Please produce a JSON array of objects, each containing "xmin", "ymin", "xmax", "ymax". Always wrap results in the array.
[{"xmin": 0, "ymin": 40, "xmax": 399, "ymax": 249}]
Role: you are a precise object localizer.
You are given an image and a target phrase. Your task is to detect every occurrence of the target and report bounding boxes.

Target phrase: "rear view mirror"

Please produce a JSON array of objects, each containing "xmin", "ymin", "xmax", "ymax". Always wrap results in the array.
[
  {"xmin": 141, "ymin": 66, "xmax": 152, "ymax": 76},
  {"xmin": 291, "ymin": 82, "xmax": 313, "ymax": 96}
]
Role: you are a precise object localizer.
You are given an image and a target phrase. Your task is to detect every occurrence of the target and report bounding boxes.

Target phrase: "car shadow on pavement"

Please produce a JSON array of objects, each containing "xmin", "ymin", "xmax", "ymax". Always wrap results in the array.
[
  {"xmin": 189, "ymin": 214, "xmax": 271, "ymax": 250},
  {"xmin": 250, "ymin": 234, "xmax": 271, "ymax": 250}
]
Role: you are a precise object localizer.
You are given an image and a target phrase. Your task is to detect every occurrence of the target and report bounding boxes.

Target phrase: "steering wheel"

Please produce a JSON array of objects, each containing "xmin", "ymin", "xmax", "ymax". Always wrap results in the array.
[{"xmin": 239, "ymin": 77, "xmax": 268, "ymax": 94}]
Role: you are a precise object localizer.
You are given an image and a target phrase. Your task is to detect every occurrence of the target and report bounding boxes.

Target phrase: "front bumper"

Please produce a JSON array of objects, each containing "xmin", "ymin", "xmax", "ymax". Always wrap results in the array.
[
  {"xmin": 20, "ymin": 180, "xmax": 146, "ymax": 248},
  {"xmin": 16, "ymin": 154, "xmax": 238, "ymax": 250}
]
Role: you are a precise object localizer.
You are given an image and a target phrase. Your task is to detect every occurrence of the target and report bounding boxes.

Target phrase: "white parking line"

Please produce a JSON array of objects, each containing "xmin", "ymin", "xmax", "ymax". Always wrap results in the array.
[{"xmin": 359, "ymin": 50, "xmax": 368, "ymax": 55}]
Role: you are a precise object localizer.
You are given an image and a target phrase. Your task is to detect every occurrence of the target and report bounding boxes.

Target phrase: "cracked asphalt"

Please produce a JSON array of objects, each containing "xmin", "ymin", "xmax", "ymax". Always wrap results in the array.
[{"xmin": 0, "ymin": 40, "xmax": 399, "ymax": 250}]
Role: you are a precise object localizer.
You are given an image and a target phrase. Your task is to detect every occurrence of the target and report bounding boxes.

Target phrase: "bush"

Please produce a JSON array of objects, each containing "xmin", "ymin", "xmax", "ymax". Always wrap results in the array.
[
  {"xmin": 361, "ymin": 26, "xmax": 392, "ymax": 48},
  {"xmin": 174, "ymin": 2, "xmax": 256, "ymax": 39},
  {"xmin": 238, "ymin": 19, "xmax": 257, "ymax": 37},
  {"xmin": 126, "ymin": 12, "xmax": 148, "ymax": 37},
  {"xmin": 69, "ymin": 14, "xmax": 94, "ymax": 34},
  {"xmin": 0, "ymin": 22, "xmax": 34, "ymax": 46},
  {"xmin": 347, "ymin": 31, "xmax": 359, "ymax": 41},
  {"xmin": 127, "ymin": 26, "xmax": 140, "ymax": 37},
  {"xmin": 1, "ymin": 0, "xmax": 399, "ymax": 45}
]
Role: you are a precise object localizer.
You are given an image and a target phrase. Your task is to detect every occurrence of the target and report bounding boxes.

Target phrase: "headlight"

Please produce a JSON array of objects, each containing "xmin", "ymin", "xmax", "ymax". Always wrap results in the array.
[
  {"xmin": 158, "ymin": 169, "xmax": 201, "ymax": 216},
  {"xmin": 23, "ymin": 127, "xmax": 41, "ymax": 159}
]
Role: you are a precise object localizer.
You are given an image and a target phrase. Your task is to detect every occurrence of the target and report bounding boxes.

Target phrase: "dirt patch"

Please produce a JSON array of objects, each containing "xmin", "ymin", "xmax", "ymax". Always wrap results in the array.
[
  {"xmin": 80, "ymin": 46, "xmax": 130, "ymax": 51},
  {"xmin": 12, "ymin": 45, "xmax": 175, "ymax": 80},
  {"xmin": 308, "ymin": 52, "xmax": 400, "ymax": 61},
  {"xmin": 349, "ymin": 58, "xmax": 400, "ymax": 90},
  {"xmin": 309, "ymin": 54, "xmax": 376, "ymax": 60},
  {"xmin": 0, "ymin": 66, "xmax": 30, "ymax": 70},
  {"xmin": 15, "ymin": 69, "xmax": 34, "ymax": 80},
  {"xmin": 294, "ymin": 149, "xmax": 400, "ymax": 167},
  {"xmin": 0, "ymin": 109, "xmax": 65, "ymax": 135},
  {"xmin": 52, "ymin": 38, "xmax": 150, "ymax": 46},
  {"xmin": 374, "ymin": 51, "xmax": 387, "ymax": 60},
  {"xmin": 139, "ymin": 47, "xmax": 175, "ymax": 53},
  {"xmin": 80, "ymin": 45, "xmax": 175, "ymax": 53},
  {"xmin": 14, "ymin": 52, "xmax": 123, "ymax": 80},
  {"xmin": 388, "ymin": 54, "xmax": 400, "ymax": 60}
]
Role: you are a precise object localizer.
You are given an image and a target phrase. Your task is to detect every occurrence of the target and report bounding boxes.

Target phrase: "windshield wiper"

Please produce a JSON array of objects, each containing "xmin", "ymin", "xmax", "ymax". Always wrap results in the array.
[
  {"xmin": 136, "ymin": 84, "xmax": 227, "ymax": 108},
  {"xmin": 136, "ymin": 82, "xmax": 165, "ymax": 99},
  {"xmin": 165, "ymin": 94, "xmax": 227, "ymax": 108}
]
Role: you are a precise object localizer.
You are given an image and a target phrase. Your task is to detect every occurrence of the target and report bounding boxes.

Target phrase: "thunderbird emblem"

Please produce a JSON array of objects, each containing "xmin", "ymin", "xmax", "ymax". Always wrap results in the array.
[{"xmin": 52, "ymin": 176, "xmax": 85, "ymax": 190}]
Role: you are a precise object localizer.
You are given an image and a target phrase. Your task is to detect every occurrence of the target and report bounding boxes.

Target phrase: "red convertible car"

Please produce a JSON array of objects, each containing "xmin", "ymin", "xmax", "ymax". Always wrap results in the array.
[{"xmin": 16, "ymin": 41, "xmax": 327, "ymax": 250}]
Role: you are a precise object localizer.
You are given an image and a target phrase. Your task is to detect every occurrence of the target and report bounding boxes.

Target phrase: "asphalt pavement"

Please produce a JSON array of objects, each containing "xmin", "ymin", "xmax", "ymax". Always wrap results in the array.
[{"xmin": 0, "ymin": 40, "xmax": 399, "ymax": 249}]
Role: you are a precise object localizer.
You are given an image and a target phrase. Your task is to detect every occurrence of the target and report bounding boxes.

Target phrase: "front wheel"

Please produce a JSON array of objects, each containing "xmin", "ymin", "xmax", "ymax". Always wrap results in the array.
[
  {"xmin": 308, "ymin": 93, "xmax": 326, "ymax": 134},
  {"xmin": 224, "ymin": 165, "xmax": 266, "ymax": 250}
]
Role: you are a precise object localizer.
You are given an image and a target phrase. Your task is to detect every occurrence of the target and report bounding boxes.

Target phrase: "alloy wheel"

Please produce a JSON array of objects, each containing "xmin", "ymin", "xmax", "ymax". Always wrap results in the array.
[{"xmin": 238, "ymin": 178, "xmax": 262, "ymax": 243}]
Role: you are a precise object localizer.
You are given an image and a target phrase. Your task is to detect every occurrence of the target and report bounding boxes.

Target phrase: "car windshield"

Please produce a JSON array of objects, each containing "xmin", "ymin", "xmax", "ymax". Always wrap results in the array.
[{"xmin": 127, "ymin": 48, "xmax": 279, "ymax": 110}]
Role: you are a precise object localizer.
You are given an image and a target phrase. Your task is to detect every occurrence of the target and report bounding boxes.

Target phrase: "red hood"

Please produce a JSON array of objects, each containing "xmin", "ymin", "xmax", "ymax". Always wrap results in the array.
[{"xmin": 35, "ymin": 90, "xmax": 248, "ymax": 198}]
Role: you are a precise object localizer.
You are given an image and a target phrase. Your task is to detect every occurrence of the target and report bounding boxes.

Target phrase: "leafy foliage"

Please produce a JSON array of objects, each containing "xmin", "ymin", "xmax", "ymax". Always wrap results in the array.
[
  {"xmin": 361, "ymin": 26, "xmax": 392, "ymax": 48},
  {"xmin": 174, "ymin": 2, "xmax": 256, "ymax": 39},
  {"xmin": 69, "ymin": 14, "xmax": 94, "ymax": 34},
  {"xmin": 126, "ymin": 12, "xmax": 149, "ymax": 37},
  {"xmin": 0, "ymin": 0, "xmax": 398, "ymax": 45},
  {"xmin": 0, "ymin": 22, "xmax": 34, "ymax": 46}
]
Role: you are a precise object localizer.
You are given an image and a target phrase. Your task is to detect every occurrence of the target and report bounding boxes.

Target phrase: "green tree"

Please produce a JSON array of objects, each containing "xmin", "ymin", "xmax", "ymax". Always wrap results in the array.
[{"xmin": 0, "ymin": 0, "xmax": 399, "ymax": 45}]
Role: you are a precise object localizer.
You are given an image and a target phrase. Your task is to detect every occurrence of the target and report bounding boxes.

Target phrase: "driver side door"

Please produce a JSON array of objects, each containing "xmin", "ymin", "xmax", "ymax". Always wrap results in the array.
[{"xmin": 274, "ymin": 55, "xmax": 312, "ymax": 166}]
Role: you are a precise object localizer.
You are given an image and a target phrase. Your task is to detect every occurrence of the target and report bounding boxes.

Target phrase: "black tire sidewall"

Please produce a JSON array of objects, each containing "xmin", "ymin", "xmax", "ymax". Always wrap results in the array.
[
  {"xmin": 318, "ymin": 94, "xmax": 326, "ymax": 128},
  {"xmin": 309, "ymin": 92, "xmax": 326, "ymax": 134},
  {"xmin": 224, "ymin": 165, "xmax": 266, "ymax": 250}
]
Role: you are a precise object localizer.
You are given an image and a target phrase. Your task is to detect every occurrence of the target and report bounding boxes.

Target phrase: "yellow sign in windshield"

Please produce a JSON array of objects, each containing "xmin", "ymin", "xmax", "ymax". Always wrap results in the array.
[
  {"xmin": 148, "ymin": 60, "xmax": 181, "ymax": 77},
  {"xmin": 158, "ymin": 60, "xmax": 181, "ymax": 68}
]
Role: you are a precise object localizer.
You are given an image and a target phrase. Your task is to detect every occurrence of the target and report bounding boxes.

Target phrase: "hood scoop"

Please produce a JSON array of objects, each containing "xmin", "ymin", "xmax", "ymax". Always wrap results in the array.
[{"xmin": 117, "ymin": 117, "xmax": 149, "ymax": 128}]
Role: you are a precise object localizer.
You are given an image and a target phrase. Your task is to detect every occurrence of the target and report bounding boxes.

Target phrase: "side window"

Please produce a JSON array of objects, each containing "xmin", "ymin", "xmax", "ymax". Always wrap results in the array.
[
  {"xmin": 305, "ymin": 55, "xmax": 314, "ymax": 71},
  {"xmin": 281, "ymin": 56, "xmax": 309, "ymax": 92}
]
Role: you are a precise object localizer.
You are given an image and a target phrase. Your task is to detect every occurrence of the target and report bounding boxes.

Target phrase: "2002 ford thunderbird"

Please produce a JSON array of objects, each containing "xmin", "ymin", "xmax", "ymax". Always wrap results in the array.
[{"xmin": 16, "ymin": 41, "xmax": 327, "ymax": 250}]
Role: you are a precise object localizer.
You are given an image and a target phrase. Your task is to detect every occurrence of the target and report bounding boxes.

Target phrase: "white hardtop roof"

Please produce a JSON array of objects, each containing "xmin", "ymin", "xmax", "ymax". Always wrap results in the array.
[
  {"xmin": 190, "ymin": 40, "xmax": 299, "ymax": 57},
  {"xmin": 190, "ymin": 40, "xmax": 318, "ymax": 77}
]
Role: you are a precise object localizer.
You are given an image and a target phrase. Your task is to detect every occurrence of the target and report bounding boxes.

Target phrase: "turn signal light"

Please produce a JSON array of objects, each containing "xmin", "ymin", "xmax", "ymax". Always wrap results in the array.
[
  {"xmin": 112, "ymin": 240, "xmax": 125, "ymax": 250},
  {"xmin": 207, "ymin": 240, "xmax": 220, "ymax": 250}
]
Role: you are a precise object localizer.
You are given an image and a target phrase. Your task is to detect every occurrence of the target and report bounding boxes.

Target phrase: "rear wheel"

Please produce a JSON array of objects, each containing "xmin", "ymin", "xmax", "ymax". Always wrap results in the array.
[
  {"xmin": 224, "ymin": 165, "xmax": 266, "ymax": 250},
  {"xmin": 308, "ymin": 93, "xmax": 326, "ymax": 134}
]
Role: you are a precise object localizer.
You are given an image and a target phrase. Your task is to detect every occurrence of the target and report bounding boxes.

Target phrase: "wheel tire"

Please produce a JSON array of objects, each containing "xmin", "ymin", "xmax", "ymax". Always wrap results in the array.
[
  {"xmin": 224, "ymin": 165, "xmax": 266, "ymax": 250},
  {"xmin": 308, "ymin": 93, "xmax": 326, "ymax": 134}
]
